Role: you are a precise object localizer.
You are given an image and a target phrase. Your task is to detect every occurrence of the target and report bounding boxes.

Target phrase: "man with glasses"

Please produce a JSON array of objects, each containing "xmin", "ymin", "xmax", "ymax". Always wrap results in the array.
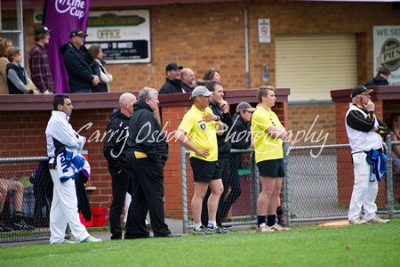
[{"xmin": 61, "ymin": 29, "xmax": 99, "ymax": 93}]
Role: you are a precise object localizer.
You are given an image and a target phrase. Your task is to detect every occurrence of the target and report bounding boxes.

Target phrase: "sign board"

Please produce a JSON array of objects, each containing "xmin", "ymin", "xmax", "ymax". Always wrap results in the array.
[
  {"xmin": 258, "ymin": 19, "xmax": 271, "ymax": 43},
  {"xmin": 373, "ymin": 26, "xmax": 400, "ymax": 85},
  {"xmin": 85, "ymin": 10, "xmax": 151, "ymax": 64}
]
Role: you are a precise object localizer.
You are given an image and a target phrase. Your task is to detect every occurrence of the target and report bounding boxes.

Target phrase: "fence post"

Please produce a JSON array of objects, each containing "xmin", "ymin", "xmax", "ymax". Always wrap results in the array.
[
  {"xmin": 385, "ymin": 135, "xmax": 394, "ymax": 217},
  {"xmin": 283, "ymin": 141, "xmax": 290, "ymax": 226},
  {"xmin": 250, "ymin": 150, "xmax": 259, "ymax": 220},
  {"xmin": 180, "ymin": 145, "xmax": 189, "ymax": 234}
]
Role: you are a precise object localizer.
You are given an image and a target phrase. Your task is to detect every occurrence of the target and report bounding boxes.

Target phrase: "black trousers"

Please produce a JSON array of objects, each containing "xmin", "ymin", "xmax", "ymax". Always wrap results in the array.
[
  {"xmin": 125, "ymin": 157, "xmax": 171, "ymax": 239},
  {"xmin": 220, "ymin": 153, "xmax": 243, "ymax": 222},
  {"xmin": 108, "ymin": 167, "xmax": 131, "ymax": 239},
  {"xmin": 201, "ymin": 157, "xmax": 230, "ymax": 227}
]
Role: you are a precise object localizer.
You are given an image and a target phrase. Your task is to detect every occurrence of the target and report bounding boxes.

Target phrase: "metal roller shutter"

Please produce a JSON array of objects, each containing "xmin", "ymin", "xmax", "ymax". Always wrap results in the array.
[{"xmin": 276, "ymin": 34, "xmax": 357, "ymax": 102}]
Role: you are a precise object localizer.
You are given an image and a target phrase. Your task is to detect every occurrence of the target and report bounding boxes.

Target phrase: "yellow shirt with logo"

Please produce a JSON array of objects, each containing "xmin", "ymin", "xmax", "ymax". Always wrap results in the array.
[
  {"xmin": 251, "ymin": 105, "xmax": 283, "ymax": 163},
  {"xmin": 178, "ymin": 105, "xmax": 218, "ymax": 161}
]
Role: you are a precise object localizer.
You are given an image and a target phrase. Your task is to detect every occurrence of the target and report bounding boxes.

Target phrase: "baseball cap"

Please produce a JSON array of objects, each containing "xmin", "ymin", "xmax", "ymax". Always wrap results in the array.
[
  {"xmin": 35, "ymin": 25, "xmax": 52, "ymax": 36},
  {"xmin": 351, "ymin": 85, "xmax": 373, "ymax": 98},
  {"xmin": 69, "ymin": 29, "xmax": 88, "ymax": 38},
  {"xmin": 166, "ymin": 62, "xmax": 183, "ymax": 72},
  {"xmin": 236, "ymin": 102, "xmax": 256, "ymax": 113},
  {"xmin": 190, "ymin": 86, "xmax": 212, "ymax": 99}
]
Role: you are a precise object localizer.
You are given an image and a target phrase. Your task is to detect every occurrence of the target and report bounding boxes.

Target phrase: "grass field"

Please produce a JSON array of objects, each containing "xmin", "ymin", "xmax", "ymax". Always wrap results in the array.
[{"xmin": 1, "ymin": 219, "xmax": 399, "ymax": 267}]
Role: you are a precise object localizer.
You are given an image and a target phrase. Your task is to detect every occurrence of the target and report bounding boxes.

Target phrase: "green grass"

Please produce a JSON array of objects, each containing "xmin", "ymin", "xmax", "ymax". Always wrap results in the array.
[{"xmin": 1, "ymin": 219, "xmax": 399, "ymax": 267}]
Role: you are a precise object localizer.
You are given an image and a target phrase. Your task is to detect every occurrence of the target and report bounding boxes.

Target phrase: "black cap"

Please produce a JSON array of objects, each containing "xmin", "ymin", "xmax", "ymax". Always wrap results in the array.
[
  {"xmin": 35, "ymin": 25, "xmax": 52, "ymax": 36},
  {"xmin": 166, "ymin": 62, "xmax": 183, "ymax": 72},
  {"xmin": 69, "ymin": 29, "xmax": 88, "ymax": 38},
  {"xmin": 351, "ymin": 86, "xmax": 373, "ymax": 98}
]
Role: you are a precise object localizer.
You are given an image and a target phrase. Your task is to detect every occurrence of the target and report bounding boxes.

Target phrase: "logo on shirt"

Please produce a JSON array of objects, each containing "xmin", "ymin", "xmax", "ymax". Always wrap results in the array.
[{"xmin": 198, "ymin": 120, "xmax": 206, "ymax": 130}]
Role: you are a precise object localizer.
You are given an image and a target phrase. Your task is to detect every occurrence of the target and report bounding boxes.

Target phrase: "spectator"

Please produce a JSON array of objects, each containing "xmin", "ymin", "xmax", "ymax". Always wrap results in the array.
[
  {"xmin": 387, "ymin": 113, "xmax": 400, "ymax": 175},
  {"xmin": 61, "ymin": 29, "xmax": 99, "ymax": 93},
  {"xmin": 159, "ymin": 62, "xmax": 183, "ymax": 94},
  {"xmin": 180, "ymin": 68, "xmax": 195, "ymax": 92},
  {"xmin": 88, "ymin": 44, "xmax": 113, "ymax": 92},
  {"xmin": 201, "ymin": 81, "xmax": 232, "ymax": 233},
  {"xmin": 46, "ymin": 94, "xmax": 102, "ymax": 243},
  {"xmin": 103, "ymin": 92, "xmax": 137, "ymax": 240},
  {"xmin": 252, "ymin": 85, "xmax": 289, "ymax": 232},
  {"xmin": 220, "ymin": 102, "xmax": 255, "ymax": 224},
  {"xmin": 346, "ymin": 85, "xmax": 389, "ymax": 224},
  {"xmin": 29, "ymin": 25, "xmax": 54, "ymax": 94},
  {"xmin": 197, "ymin": 68, "xmax": 221, "ymax": 85},
  {"xmin": 365, "ymin": 66, "xmax": 391, "ymax": 86},
  {"xmin": 0, "ymin": 178, "xmax": 36, "ymax": 231},
  {"xmin": 0, "ymin": 38, "xmax": 12, "ymax": 94},
  {"xmin": 175, "ymin": 86, "xmax": 224, "ymax": 235},
  {"xmin": 124, "ymin": 88, "xmax": 178, "ymax": 239},
  {"xmin": 6, "ymin": 47, "xmax": 40, "ymax": 95}
]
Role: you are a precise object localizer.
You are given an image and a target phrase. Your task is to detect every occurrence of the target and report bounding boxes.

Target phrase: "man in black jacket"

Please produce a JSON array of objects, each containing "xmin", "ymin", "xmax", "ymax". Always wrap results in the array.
[
  {"xmin": 61, "ymin": 29, "xmax": 99, "ymax": 93},
  {"xmin": 201, "ymin": 81, "xmax": 233, "ymax": 233},
  {"xmin": 159, "ymin": 62, "xmax": 183, "ymax": 94},
  {"xmin": 103, "ymin": 92, "xmax": 137, "ymax": 240},
  {"xmin": 124, "ymin": 87, "xmax": 178, "ymax": 238}
]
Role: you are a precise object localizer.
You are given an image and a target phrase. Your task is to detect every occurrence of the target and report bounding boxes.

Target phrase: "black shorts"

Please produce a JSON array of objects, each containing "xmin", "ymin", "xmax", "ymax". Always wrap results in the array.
[
  {"xmin": 257, "ymin": 159, "xmax": 285, "ymax": 178},
  {"xmin": 190, "ymin": 157, "xmax": 220, "ymax": 183}
]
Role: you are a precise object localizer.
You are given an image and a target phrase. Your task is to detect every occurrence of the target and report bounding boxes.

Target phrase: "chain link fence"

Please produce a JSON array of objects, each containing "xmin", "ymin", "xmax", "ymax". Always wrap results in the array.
[{"xmin": 181, "ymin": 138, "xmax": 400, "ymax": 233}]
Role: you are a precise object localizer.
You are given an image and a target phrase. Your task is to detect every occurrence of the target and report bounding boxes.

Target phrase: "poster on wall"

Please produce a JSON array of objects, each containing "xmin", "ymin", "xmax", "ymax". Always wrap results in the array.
[
  {"xmin": 258, "ymin": 19, "xmax": 271, "ymax": 43},
  {"xmin": 85, "ymin": 10, "xmax": 151, "ymax": 64},
  {"xmin": 373, "ymin": 26, "xmax": 400, "ymax": 85}
]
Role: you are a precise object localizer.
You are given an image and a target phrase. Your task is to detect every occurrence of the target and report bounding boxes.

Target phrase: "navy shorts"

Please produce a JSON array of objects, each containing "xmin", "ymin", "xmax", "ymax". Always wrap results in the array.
[
  {"xmin": 190, "ymin": 157, "xmax": 220, "ymax": 183},
  {"xmin": 257, "ymin": 159, "xmax": 285, "ymax": 178}
]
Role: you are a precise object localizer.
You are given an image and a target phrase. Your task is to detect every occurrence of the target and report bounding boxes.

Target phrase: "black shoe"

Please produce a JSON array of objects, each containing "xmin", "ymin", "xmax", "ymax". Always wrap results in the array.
[
  {"xmin": 14, "ymin": 221, "xmax": 36, "ymax": 231},
  {"xmin": 0, "ymin": 222, "xmax": 12, "ymax": 232},
  {"xmin": 155, "ymin": 233, "xmax": 181, "ymax": 238}
]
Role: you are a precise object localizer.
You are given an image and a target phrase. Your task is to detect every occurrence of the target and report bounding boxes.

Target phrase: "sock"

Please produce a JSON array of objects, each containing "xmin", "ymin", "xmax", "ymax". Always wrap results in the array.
[
  {"xmin": 277, "ymin": 206, "xmax": 283, "ymax": 224},
  {"xmin": 15, "ymin": 211, "xmax": 24, "ymax": 224},
  {"xmin": 257, "ymin": 216, "xmax": 266, "ymax": 226},
  {"xmin": 207, "ymin": 221, "xmax": 216, "ymax": 228},
  {"xmin": 194, "ymin": 223, "xmax": 202, "ymax": 231},
  {"xmin": 267, "ymin": 215, "xmax": 276, "ymax": 227}
]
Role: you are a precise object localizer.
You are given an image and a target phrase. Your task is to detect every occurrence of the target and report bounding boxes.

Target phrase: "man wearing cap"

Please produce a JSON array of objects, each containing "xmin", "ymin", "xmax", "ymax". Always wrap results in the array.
[
  {"xmin": 175, "ymin": 86, "xmax": 224, "ymax": 235},
  {"xmin": 346, "ymin": 85, "xmax": 389, "ymax": 225},
  {"xmin": 220, "ymin": 102, "xmax": 255, "ymax": 223},
  {"xmin": 61, "ymin": 29, "xmax": 99, "ymax": 93},
  {"xmin": 29, "ymin": 25, "xmax": 54, "ymax": 94},
  {"xmin": 159, "ymin": 62, "xmax": 184, "ymax": 94}
]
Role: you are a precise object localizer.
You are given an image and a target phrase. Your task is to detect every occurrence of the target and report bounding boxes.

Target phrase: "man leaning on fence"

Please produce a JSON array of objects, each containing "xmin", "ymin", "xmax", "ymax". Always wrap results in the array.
[
  {"xmin": 45, "ymin": 94, "xmax": 102, "ymax": 243},
  {"xmin": 345, "ymin": 85, "xmax": 389, "ymax": 225}
]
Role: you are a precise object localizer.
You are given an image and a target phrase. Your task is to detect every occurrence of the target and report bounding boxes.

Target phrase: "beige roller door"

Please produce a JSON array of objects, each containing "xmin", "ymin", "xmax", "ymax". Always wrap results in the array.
[{"xmin": 276, "ymin": 34, "xmax": 357, "ymax": 102}]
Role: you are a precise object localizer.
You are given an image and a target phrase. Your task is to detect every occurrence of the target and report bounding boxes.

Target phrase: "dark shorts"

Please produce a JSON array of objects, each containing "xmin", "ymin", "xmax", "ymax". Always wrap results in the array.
[
  {"xmin": 257, "ymin": 159, "xmax": 285, "ymax": 178},
  {"xmin": 190, "ymin": 157, "xmax": 220, "ymax": 183}
]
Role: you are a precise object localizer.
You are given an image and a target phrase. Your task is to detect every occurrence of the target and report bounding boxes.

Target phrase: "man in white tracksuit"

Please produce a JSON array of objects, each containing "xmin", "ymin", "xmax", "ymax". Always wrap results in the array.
[
  {"xmin": 46, "ymin": 94, "xmax": 101, "ymax": 244},
  {"xmin": 345, "ymin": 85, "xmax": 390, "ymax": 225}
]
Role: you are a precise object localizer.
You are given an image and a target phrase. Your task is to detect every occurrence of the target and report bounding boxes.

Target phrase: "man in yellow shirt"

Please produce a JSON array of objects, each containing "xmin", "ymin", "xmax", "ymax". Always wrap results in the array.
[
  {"xmin": 175, "ymin": 86, "xmax": 224, "ymax": 235},
  {"xmin": 252, "ymin": 85, "xmax": 289, "ymax": 232}
]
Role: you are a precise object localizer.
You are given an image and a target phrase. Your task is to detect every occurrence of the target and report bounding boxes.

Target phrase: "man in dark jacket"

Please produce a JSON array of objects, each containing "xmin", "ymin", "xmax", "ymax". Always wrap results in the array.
[
  {"xmin": 61, "ymin": 29, "xmax": 99, "ymax": 93},
  {"xmin": 220, "ymin": 102, "xmax": 254, "ymax": 223},
  {"xmin": 103, "ymin": 92, "xmax": 137, "ymax": 240},
  {"xmin": 201, "ymin": 81, "xmax": 233, "ymax": 233},
  {"xmin": 159, "ymin": 62, "xmax": 183, "ymax": 94},
  {"xmin": 365, "ymin": 66, "xmax": 391, "ymax": 86},
  {"xmin": 124, "ymin": 87, "xmax": 178, "ymax": 239}
]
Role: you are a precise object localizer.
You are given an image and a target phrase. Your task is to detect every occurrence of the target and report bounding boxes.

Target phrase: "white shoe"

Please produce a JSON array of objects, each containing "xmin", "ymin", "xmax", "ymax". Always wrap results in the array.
[
  {"xmin": 270, "ymin": 224, "xmax": 290, "ymax": 231},
  {"xmin": 349, "ymin": 218, "xmax": 367, "ymax": 225},
  {"xmin": 81, "ymin": 235, "xmax": 102, "ymax": 243},
  {"xmin": 256, "ymin": 223, "xmax": 274, "ymax": 232},
  {"xmin": 367, "ymin": 216, "xmax": 390, "ymax": 224}
]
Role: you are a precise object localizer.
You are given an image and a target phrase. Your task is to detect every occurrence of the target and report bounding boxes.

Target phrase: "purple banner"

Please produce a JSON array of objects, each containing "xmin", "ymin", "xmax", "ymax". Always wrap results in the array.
[{"xmin": 43, "ymin": 0, "xmax": 90, "ymax": 93}]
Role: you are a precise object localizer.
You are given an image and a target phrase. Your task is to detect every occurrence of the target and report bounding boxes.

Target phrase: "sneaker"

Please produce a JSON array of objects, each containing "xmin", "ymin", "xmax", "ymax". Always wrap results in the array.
[
  {"xmin": 270, "ymin": 224, "xmax": 290, "ymax": 231},
  {"xmin": 80, "ymin": 235, "xmax": 102, "ymax": 243},
  {"xmin": 367, "ymin": 216, "xmax": 390, "ymax": 224},
  {"xmin": 192, "ymin": 225, "xmax": 214, "ymax": 235},
  {"xmin": 207, "ymin": 226, "xmax": 230, "ymax": 234},
  {"xmin": 14, "ymin": 221, "xmax": 36, "ymax": 231},
  {"xmin": 0, "ymin": 222, "xmax": 12, "ymax": 232},
  {"xmin": 349, "ymin": 218, "xmax": 367, "ymax": 225},
  {"xmin": 256, "ymin": 224, "xmax": 274, "ymax": 233},
  {"xmin": 61, "ymin": 239, "xmax": 73, "ymax": 244}
]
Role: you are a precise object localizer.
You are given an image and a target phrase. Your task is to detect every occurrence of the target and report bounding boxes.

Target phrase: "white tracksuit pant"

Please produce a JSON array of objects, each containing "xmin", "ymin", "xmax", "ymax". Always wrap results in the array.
[
  {"xmin": 348, "ymin": 152, "xmax": 379, "ymax": 221},
  {"xmin": 49, "ymin": 169, "xmax": 89, "ymax": 244}
]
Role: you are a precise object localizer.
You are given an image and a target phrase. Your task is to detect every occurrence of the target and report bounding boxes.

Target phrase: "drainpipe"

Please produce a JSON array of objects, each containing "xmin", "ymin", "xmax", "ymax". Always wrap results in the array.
[{"xmin": 244, "ymin": 8, "xmax": 250, "ymax": 89}]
